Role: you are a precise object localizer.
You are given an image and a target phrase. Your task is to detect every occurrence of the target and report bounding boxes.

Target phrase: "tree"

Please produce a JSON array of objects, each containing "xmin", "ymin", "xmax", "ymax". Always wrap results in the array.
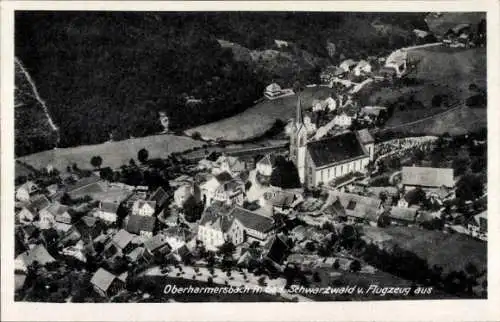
[
  {"xmin": 183, "ymin": 195, "xmax": 204, "ymax": 222},
  {"xmin": 270, "ymin": 156, "xmax": 301, "ymax": 189},
  {"xmin": 129, "ymin": 158, "xmax": 136, "ymax": 167},
  {"xmin": 90, "ymin": 156, "xmax": 103, "ymax": 169},
  {"xmin": 349, "ymin": 260, "xmax": 361, "ymax": 272},
  {"xmin": 456, "ymin": 174, "xmax": 484, "ymax": 202},
  {"xmin": 137, "ymin": 148, "xmax": 149, "ymax": 164}
]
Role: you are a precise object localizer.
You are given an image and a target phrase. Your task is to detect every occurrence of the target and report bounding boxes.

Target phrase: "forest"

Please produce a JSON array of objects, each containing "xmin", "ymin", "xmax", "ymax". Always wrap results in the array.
[{"xmin": 15, "ymin": 12, "xmax": 427, "ymax": 155}]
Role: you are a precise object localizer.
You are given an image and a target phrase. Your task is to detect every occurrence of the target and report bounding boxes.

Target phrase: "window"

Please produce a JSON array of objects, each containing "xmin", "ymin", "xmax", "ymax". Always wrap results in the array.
[
  {"xmin": 328, "ymin": 168, "xmax": 331, "ymax": 179},
  {"xmin": 334, "ymin": 167, "xmax": 337, "ymax": 177},
  {"xmin": 341, "ymin": 165, "xmax": 344, "ymax": 175}
]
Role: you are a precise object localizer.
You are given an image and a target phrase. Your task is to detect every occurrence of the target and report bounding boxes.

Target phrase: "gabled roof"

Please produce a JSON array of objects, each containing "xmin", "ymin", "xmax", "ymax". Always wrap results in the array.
[
  {"xmin": 28, "ymin": 195, "xmax": 51, "ymax": 212},
  {"xmin": 127, "ymin": 247, "xmax": 145, "ymax": 262},
  {"xmin": 90, "ymin": 268, "xmax": 116, "ymax": 292},
  {"xmin": 16, "ymin": 244, "xmax": 55, "ymax": 266},
  {"xmin": 266, "ymin": 83, "xmax": 281, "ymax": 92},
  {"xmin": 43, "ymin": 202, "xmax": 69, "ymax": 217},
  {"xmin": 323, "ymin": 198, "xmax": 346, "ymax": 217},
  {"xmin": 402, "ymin": 166, "xmax": 454, "ymax": 188},
  {"xmin": 126, "ymin": 215, "xmax": 156, "ymax": 235},
  {"xmin": 149, "ymin": 187, "xmax": 169, "ymax": 206},
  {"xmin": 134, "ymin": 200, "xmax": 156, "ymax": 211},
  {"xmin": 262, "ymin": 190, "xmax": 296, "ymax": 208},
  {"xmin": 55, "ymin": 212, "xmax": 72, "ymax": 224},
  {"xmin": 332, "ymin": 191, "xmax": 381, "ymax": 221},
  {"xmin": 307, "ymin": 132, "xmax": 368, "ymax": 168},
  {"xmin": 230, "ymin": 207, "xmax": 275, "ymax": 234},
  {"xmin": 263, "ymin": 234, "xmax": 289, "ymax": 264},
  {"xmin": 199, "ymin": 202, "xmax": 235, "ymax": 232},
  {"xmin": 100, "ymin": 201, "xmax": 119, "ymax": 214},
  {"xmin": 144, "ymin": 234, "xmax": 170, "ymax": 252},
  {"xmin": 164, "ymin": 226, "xmax": 193, "ymax": 242},
  {"xmin": 111, "ymin": 229, "xmax": 134, "ymax": 250},
  {"xmin": 389, "ymin": 207, "xmax": 418, "ymax": 222},
  {"xmin": 66, "ymin": 175, "xmax": 102, "ymax": 194},
  {"xmin": 357, "ymin": 129, "xmax": 374, "ymax": 144}
]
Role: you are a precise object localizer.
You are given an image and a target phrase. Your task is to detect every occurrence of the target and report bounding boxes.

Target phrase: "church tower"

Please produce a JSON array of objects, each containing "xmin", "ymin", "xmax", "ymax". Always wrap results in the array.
[{"xmin": 289, "ymin": 91, "xmax": 308, "ymax": 184}]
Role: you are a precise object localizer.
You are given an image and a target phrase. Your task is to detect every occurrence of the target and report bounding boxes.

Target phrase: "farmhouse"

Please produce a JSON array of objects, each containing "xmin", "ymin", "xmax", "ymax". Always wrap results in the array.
[
  {"xmin": 90, "ymin": 268, "xmax": 125, "ymax": 297},
  {"xmin": 402, "ymin": 166, "xmax": 454, "ymax": 190},
  {"xmin": 290, "ymin": 94, "xmax": 373, "ymax": 187},
  {"xmin": 131, "ymin": 200, "xmax": 156, "ymax": 217},
  {"xmin": 200, "ymin": 172, "xmax": 244, "ymax": 207},
  {"xmin": 126, "ymin": 215, "xmax": 156, "ymax": 238},
  {"xmin": 39, "ymin": 202, "xmax": 70, "ymax": 230},
  {"xmin": 95, "ymin": 201, "xmax": 120, "ymax": 223},
  {"xmin": 331, "ymin": 192, "xmax": 383, "ymax": 225},
  {"xmin": 15, "ymin": 181, "xmax": 39, "ymax": 202},
  {"xmin": 15, "ymin": 244, "xmax": 55, "ymax": 272},
  {"xmin": 468, "ymin": 210, "xmax": 487, "ymax": 241}
]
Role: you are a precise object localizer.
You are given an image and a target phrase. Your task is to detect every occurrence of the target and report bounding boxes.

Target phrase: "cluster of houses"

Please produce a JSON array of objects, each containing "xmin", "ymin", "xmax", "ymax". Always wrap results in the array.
[{"xmin": 14, "ymin": 91, "xmax": 487, "ymax": 300}]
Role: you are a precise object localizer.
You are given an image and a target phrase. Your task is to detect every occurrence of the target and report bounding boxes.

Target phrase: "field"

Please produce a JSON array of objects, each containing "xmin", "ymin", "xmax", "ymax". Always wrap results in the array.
[
  {"xmin": 185, "ymin": 87, "xmax": 334, "ymax": 141},
  {"xmin": 365, "ymin": 226, "xmax": 487, "ymax": 275},
  {"xmin": 366, "ymin": 46, "xmax": 486, "ymax": 134},
  {"xmin": 18, "ymin": 134, "xmax": 203, "ymax": 172}
]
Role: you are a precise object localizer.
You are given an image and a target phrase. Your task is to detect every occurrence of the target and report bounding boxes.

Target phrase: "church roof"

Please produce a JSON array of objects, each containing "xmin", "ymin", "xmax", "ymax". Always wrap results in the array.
[{"xmin": 307, "ymin": 132, "xmax": 368, "ymax": 168}]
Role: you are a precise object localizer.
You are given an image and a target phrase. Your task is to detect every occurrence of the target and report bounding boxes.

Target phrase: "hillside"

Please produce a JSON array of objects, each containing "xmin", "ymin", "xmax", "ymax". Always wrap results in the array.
[
  {"xmin": 15, "ymin": 12, "xmax": 429, "ymax": 156},
  {"xmin": 425, "ymin": 12, "xmax": 485, "ymax": 36},
  {"xmin": 15, "ymin": 58, "xmax": 59, "ymax": 156}
]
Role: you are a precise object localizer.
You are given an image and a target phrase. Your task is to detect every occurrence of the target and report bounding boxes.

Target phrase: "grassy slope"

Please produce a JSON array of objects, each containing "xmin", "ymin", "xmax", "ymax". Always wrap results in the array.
[
  {"xmin": 379, "ymin": 46, "xmax": 486, "ymax": 134},
  {"xmin": 379, "ymin": 226, "xmax": 486, "ymax": 275},
  {"xmin": 185, "ymin": 87, "xmax": 334, "ymax": 141},
  {"xmin": 18, "ymin": 134, "xmax": 203, "ymax": 171}
]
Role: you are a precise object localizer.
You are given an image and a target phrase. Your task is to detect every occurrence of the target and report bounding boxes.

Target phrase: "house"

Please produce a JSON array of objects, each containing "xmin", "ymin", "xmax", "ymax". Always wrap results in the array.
[
  {"xmin": 320, "ymin": 65, "xmax": 345, "ymax": 83},
  {"xmin": 290, "ymin": 95, "xmax": 372, "ymax": 187},
  {"xmin": 126, "ymin": 246, "xmax": 145, "ymax": 263},
  {"xmin": 200, "ymin": 172, "xmax": 244, "ymax": 207},
  {"xmin": 312, "ymin": 99, "xmax": 328, "ymax": 112},
  {"xmin": 212, "ymin": 155, "xmax": 246, "ymax": 176},
  {"xmin": 384, "ymin": 50, "xmax": 407, "ymax": 78},
  {"xmin": 264, "ymin": 83, "xmax": 283, "ymax": 99},
  {"xmin": 339, "ymin": 59, "xmax": 357, "ymax": 73},
  {"xmin": 17, "ymin": 195, "xmax": 51, "ymax": 224},
  {"xmin": 259, "ymin": 190, "xmax": 299, "ymax": 214},
  {"xmin": 54, "ymin": 209, "xmax": 73, "ymax": 234},
  {"xmin": 353, "ymin": 60, "xmax": 372, "ymax": 76},
  {"xmin": 126, "ymin": 215, "xmax": 156, "ymax": 238},
  {"xmin": 322, "ymin": 197, "xmax": 347, "ymax": 220},
  {"xmin": 333, "ymin": 113, "xmax": 352, "ymax": 128},
  {"xmin": 95, "ymin": 201, "xmax": 120, "ymax": 223},
  {"xmin": 131, "ymin": 200, "xmax": 156, "ymax": 217},
  {"xmin": 331, "ymin": 192, "xmax": 383, "ymax": 225},
  {"xmin": 228, "ymin": 207, "xmax": 275, "ymax": 244},
  {"xmin": 388, "ymin": 207, "xmax": 418, "ymax": 226},
  {"xmin": 103, "ymin": 229, "xmax": 135, "ymax": 258},
  {"xmin": 15, "ymin": 244, "xmax": 55, "ymax": 272},
  {"xmin": 256, "ymin": 154, "xmax": 276, "ymax": 177},
  {"xmin": 197, "ymin": 202, "xmax": 235, "ymax": 251},
  {"xmin": 402, "ymin": 166, "xmax": 454, "ymax": 190},
  {"xmin": 15, "ymin": 181, "xmax": 39, "ymax": 202},
  {"xmin": 174, "ymin": 183, "xmax": 201, "ymax": 208},
  {"xmin": 61, "ymin": 240, "xmax": 87, "ymax": 263},
  {"xmin": 164, "ymin": 226, "xmax": 194, "ymax": 251},
  {"xmin": 468, "ymin": 210, "xmax": 487, "ymax": 241},
  {"xmin": 39, "ymin": 202, "xmax": 70, "ymax": 230},
  {"xmin": 90, "ymin": 268, "xmax": 125, "ymax": 297},
  {"xmin": 74, "ymin": 215, "xmax": 105, "ymax": 243},
  {"xmin": 262, "ymin": 234, "xmax": 290, "ymax": 265},
  {"xmin": 148, "ymin": 187, "xmax": 170, "ymax": 211},
  {"xmin": 143, "ymin": 234, "xmax": 171, "ymax": 263}
]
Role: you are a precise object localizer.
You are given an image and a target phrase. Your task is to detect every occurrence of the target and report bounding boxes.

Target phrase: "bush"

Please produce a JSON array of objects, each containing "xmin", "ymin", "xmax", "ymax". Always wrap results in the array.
[{"xmin": 191, "ymin": 131, "xmax": 202, "ymax": 140}]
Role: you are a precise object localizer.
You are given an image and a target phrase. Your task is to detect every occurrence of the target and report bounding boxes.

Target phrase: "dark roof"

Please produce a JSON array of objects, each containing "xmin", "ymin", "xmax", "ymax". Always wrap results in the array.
[
  {"xmin": 199, "ymin": 201, "xmax": 234, "ymax": 228},
  {"xmin": 307, "ymin": 132, "xmax": 367, "ymax": 168},
  {"xmin": 263, "ymin": 234, "xmax": 289, "ymax": 264},
  {"xmin": 100, "ymin": 201, "xmax": 119, "ymax": 214},
  {"xmin": 323, "ymin": 198, "xmax": 346, "ymax": 217},
  {"xmin": 28, "ymin": 195, "xmax": 51, "ymax": 212},
  {"xmin": 257, "ymin": 154, "xmax": 277, "ymax": 167},
  {"xmin": 230, "ymin": 207, "xmax": 274, "ymax": 234},
  {"xmin": 126, "ymin": 215, "xmax": 156, "ymax": 235},
  {"xmin": 149, "ymin": 187, "xmax": 169, "ymax": 206},
  {"xmin": 144, "ymin": 234, "xmax": 170, "ymax": 252},
  {"xmin": 215, "ymin": 171, "xmax": 233, "ymax": 183}
]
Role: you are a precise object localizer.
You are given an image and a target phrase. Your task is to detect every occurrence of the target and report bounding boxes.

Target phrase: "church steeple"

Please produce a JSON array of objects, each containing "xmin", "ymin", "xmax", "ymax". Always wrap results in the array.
[{"xmin": 295, "ymin": 89, "xmax": 304, "ymax": 128}]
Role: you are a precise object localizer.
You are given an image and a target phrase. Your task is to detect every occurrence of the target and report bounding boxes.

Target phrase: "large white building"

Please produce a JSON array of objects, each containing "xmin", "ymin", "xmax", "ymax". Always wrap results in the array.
[{"xmin": 289, "ymin": 93, "xmax": 374, "ymax": 187}]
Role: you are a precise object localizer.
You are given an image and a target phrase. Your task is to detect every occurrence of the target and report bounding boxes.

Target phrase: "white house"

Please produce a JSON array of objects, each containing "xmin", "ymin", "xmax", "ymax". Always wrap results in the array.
[
  {"xmin": 131, "ymin": 200, "xmax": 156, "ymax": 217},
  {"xmin": 333, "ymin": 113, "xmax": 352, "ymax": 127},
  {"xmin": 200, "ymin": 172, "xmax": 244, "ymax": 207},
  {"xmin": 15, "ymin": 181, "xmax": 39, "ymax": 202},
  {"xmin": 17, "ymin": 195, "xmax": 51, "ymax": 224},
  {"xmin": 174, "ymin": 184, "xmax": 201, "ymax": 208},
  {"xmin": 39, "ymin": 202, "xmax": 70, "ymax": 230},
  {"xmin": 339, "ymin": 59, "xmax": 357, "ymax": 73},
  {"xmin": 95, "ymin": 201, "xmax": 120, "ymax": 223},
  {"xmin": 353, "ymin": 60, "xmax": 372, "ymax": 76},
  {"xmin": 256, "ymin": 154, "xmax": 276, "ymax": 177},
  {"xmin": 264, "ymin": 83, "xmax": 283, "ymax": 99}
]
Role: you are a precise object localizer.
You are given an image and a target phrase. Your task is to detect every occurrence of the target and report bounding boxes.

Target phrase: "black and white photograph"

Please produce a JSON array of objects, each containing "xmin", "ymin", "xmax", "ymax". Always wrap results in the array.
[{"xmin": 1, "ymin": 1, "xmax": 499, "ymax": 319}]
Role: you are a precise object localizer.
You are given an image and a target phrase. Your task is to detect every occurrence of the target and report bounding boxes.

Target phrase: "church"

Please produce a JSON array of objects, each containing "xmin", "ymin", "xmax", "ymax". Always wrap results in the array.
[{"xmin": 289, "ymin": 93, "xmax": 374, "ymax": 187}]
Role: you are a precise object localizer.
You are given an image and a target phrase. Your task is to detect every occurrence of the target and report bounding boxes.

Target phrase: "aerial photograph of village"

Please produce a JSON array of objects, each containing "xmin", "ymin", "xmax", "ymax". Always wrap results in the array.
[{"xmin": 13, "ymin": 11, "xmax": 487, "ymax": 302}]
